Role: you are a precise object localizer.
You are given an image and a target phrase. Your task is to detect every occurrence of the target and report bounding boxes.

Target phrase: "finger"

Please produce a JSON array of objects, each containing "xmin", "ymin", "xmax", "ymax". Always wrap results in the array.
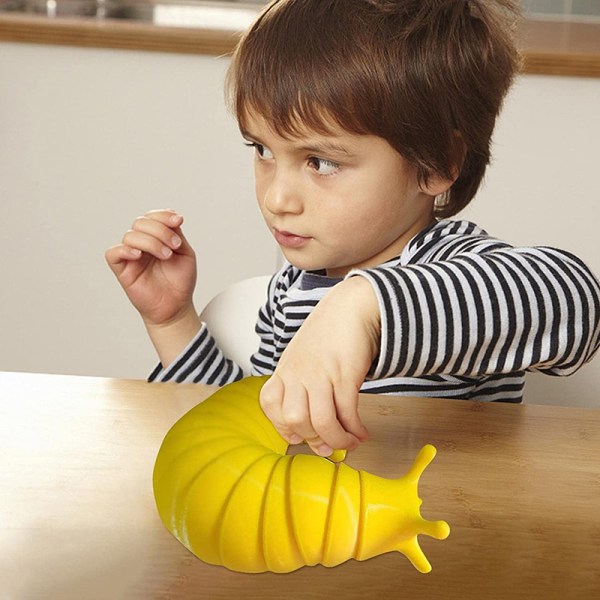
[
  {"xmin": 334, "ymin": 379, "xmax": 369, "ymax": 442},
  {"xmin": 143, "ymin": 208, "xmax": 184, "ymax": 228},
  {"xmin": 306, "ymin": 379, "xmax": 358, "ymax": 454},
  {"xmin": 303, "ymin": 434, "xmax": 332, "ymax": 457},
  {"xmin": 131, "ymin": 215, "xmax": 184, "ymax": 253},
  {"xmin": 104, "ymin": 244, "xmax": 142, "ymax": 271},
  {"xmin": 133, "ymin": 213, "xmax": 195, "ymax": 259},
  {"xmin": 142, "ymin": 209, "xmax": 191, "ymax": 252},
  {"xmin": 279, "ymin": 377, "xmax": 320, "ymax": 445},
  {"xmin": 170, "ymin": 226, "xmax": 195, "ymax": 258},
  {"xmin": 122, "ymin": 228, "xmax": 177, "ymax": 261},
  {"xmin": 260, "ymin": 375, "xmax": 303, "ymax": 445}
]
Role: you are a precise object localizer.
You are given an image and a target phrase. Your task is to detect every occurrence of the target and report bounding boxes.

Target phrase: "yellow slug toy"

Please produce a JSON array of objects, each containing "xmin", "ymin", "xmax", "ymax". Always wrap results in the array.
[{"xmin": 153, "ymin": 376, "xmax": 450, "ymax": 574}]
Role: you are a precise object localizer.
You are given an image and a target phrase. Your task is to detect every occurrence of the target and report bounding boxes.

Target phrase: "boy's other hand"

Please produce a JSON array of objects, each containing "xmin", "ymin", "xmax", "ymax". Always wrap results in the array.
[
  {"xmin": 105, "ymin": 209, "xmax": 198, "ymax": 328},
  {"xmin": 259, "ymin": 277, "xmax": 380, "ymax": 457}
]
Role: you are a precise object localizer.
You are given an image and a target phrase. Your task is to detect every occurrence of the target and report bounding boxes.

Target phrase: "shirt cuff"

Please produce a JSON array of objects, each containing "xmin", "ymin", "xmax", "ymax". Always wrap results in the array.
[{"xmin": 147, "ymin": 323, "xmax": 213, "ymax": 383}]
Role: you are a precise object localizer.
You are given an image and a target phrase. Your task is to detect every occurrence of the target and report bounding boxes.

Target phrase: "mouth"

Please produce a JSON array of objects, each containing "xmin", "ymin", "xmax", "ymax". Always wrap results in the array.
[{"xmin": 273, "ymin": 229, "xmax": 312, "ymax": 249}]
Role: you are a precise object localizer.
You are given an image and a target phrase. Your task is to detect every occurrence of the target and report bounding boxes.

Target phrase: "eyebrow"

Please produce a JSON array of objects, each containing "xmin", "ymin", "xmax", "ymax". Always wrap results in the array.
[
  {"xmin": 299, "ymin": 141, "xmax": 353, "ymax": 156},
  {"xmin": 241, "ymin": 129, "xmax": 353, "ymax": 156}
]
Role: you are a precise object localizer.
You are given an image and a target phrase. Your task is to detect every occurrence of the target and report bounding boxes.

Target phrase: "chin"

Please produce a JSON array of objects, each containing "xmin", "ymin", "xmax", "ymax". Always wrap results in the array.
[{"xmin": 281, "ymin": 251, "xmax": 323, "ymax": 272}]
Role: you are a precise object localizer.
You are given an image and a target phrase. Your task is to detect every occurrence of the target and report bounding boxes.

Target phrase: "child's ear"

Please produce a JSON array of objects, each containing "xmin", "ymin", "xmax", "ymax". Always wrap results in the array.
[
  {"xmin": 419, "ymin": 131, "xmax": 465, "ymax": 197},
  {"xmin": 419, "ymin": 171, "xmax": 457, "ymax": 197}
]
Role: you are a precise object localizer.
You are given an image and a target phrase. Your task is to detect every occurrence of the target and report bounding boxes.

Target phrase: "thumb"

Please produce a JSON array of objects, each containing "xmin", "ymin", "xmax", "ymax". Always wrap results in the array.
[{"xmin": 172, "ymin": 226, "xmax": 195, "ymax": 258}]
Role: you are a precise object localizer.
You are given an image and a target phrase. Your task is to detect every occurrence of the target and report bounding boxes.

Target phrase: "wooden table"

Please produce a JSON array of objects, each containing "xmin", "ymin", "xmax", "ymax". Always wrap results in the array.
[{"xmin": 1, "ymin": 371, "xmax": 599, "ymax": 599}]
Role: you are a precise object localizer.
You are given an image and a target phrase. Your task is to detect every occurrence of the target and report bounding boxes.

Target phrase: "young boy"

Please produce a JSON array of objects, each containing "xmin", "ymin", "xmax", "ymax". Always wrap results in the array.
[{"xmin": 106, "ymin": 0, "xmax": 600, "ymax": 458}]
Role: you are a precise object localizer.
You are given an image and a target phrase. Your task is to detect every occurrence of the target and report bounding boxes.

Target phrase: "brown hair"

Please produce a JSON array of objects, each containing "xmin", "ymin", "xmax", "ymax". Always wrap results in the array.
[{"xmin": 226, "ymin": 0, "xmax": 521, "ymax": 217}]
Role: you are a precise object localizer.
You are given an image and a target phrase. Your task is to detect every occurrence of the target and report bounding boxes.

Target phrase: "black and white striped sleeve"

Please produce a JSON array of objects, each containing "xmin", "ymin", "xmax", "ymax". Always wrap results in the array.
[
  {"xmin": 147, "ymin": 324, "xmax": 245, "ymax": 385},
  {"xmin": 148, "ymin": 271, "xmax": 285, "ymax": 385},
  {"xmin": 350, "ymin": 247, "xmax": 600, "ymax": 380}
]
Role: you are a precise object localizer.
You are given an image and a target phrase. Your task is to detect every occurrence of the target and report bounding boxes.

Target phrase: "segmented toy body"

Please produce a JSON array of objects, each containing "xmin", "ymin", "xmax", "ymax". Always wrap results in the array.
[{"xmin": 153, "ymin": 376, "xmax": 449, "ymax": 573}]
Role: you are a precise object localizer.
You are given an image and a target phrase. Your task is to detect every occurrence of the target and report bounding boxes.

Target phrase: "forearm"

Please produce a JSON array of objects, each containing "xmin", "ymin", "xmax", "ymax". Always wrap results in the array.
[
  {"xmin": 144, "ymin": 305, "xmax": 202, "ymax": 369},
  {"xmin": 148, "ymin": 321, "xmax": 246, "ymax": 385},
  {"xmin": 333, "ymin": 276, "xmax": 381, "ymax": 356},
  {"xmin": 351, "ymin": 247, "xmax": 600, "ymax": 379}
]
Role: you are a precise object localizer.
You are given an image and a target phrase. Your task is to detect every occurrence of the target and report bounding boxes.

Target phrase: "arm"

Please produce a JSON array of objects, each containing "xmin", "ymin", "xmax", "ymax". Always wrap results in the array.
[
  {"xmin": 149, "ymin": 271, "xmax": 285, "ymax": 384},
  {"xmin": 352, "ymin": 246, "xmax": 600, "ymax": 379},
  {"xmin": 106, "ymin": 209, "xmax": 243, "ymax": 384},
  {"xmin": 260, "ymin": 276, "xmax": 378, "ymax": 456},
  {"xmin": 148, "ymin": 323, "xmax": 244, "ymax": 385},
  {"xmin": 105, "ymin": 209, "xmax": 201, "ymax": 368},
  {"xmin": 260, "ymin": 244, "xmax": 599, "ymax": 456}
]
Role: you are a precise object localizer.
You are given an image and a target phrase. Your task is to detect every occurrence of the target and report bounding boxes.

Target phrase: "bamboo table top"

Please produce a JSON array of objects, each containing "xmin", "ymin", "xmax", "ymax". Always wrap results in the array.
[{"xmin": 1, "ymin": 371, "xmax": 599, "ymax": 599}]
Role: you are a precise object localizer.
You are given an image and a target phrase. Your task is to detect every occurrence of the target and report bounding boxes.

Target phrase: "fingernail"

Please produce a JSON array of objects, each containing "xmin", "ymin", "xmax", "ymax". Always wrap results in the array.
[
  {"xmin": 130, "ymin": 248, "xmax": 141, "ymax": 257},
  {"xmin": 317, "ymin": 444, "xmax": 333, "ymax": 457},
  {"xmin": 288, "ymin": 434, "xmax": 302, "ymax": 445},
  {"xmin": 162, "ymin": 246, "xmax": 172, "ymax": 258},
  {"xmin": 170, "ymin": 214, "xmax": 181, "ymax": 224},
  {"xmin": 171, "ymin": 235, "xmax": 181, "ymax": 248}
]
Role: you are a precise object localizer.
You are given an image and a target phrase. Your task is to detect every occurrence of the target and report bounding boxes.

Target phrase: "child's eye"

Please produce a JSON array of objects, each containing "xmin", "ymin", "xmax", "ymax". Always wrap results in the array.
[
  {"xmin": 308, "ymin": 157, "xmax": 340, "ymax": 176},
  {"xmin": 244, "ymin": 142, "xmax": 273, "ymax": 160}
]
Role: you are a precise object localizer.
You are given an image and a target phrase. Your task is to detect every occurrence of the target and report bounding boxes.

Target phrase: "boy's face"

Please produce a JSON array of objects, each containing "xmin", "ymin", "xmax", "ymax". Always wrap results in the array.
[{"xmin": 242, "ymin": 111, "xmax": 437, "ymax": 277}]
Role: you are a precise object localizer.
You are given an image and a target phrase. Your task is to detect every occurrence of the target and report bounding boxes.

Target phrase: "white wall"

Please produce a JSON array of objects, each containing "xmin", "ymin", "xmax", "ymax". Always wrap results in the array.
[
  {"xmin": 463, "ymin": 74, "xmax": 599, "ymax": 275},
  {"xmin": 1, "ymin": 43, "xmax": 598, "ymax": 404},
  {"xmin": 0, "ymin": 42, "xmax": 278, "ymax": 379},
  {"xmin": 462, "ymin": 74, "xmax": 600, "ymax": 407}
]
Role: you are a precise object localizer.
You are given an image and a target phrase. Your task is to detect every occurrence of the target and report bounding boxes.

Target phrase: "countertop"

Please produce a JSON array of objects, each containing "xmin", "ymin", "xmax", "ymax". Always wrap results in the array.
[{"xmin": 0, "ymin": 3, "xmax": 599, "ymax": 77}]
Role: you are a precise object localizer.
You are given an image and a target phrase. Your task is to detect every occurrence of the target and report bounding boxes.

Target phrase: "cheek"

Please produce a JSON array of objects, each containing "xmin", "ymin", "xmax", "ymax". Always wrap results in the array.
[
  {"xmin": 347, "ymin": 199, "xmax": 403, "ymax": 243},
  {"xmin": 330, "ymin": 191, "xmax": 389, "ymax": 232},
  {"xmin": 254, "ymin": 172, "xmax": 268, "ymax": 209}
]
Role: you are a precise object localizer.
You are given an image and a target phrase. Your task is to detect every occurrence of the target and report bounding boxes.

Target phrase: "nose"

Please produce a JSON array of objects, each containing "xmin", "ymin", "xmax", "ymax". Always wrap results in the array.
[{"xmin": 261, "ymin": 166, "xmax": 304, "ymax": 216}]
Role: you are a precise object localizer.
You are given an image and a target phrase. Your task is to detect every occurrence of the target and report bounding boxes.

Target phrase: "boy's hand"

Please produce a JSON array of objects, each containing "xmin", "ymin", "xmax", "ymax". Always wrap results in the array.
[
  {"xmin": 259, "ymin": 277, "xmax": 380, "ymax": 457},
  {"xmin": 105, "ymin": 209, "xmax": 201, "ymax": 366}
]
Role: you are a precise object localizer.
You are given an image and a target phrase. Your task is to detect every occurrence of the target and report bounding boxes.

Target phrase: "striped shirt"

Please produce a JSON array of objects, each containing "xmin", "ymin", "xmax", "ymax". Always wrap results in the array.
[{"xmin": 149, "ymin": 220, "xmax": 600, "ymax": 403}]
